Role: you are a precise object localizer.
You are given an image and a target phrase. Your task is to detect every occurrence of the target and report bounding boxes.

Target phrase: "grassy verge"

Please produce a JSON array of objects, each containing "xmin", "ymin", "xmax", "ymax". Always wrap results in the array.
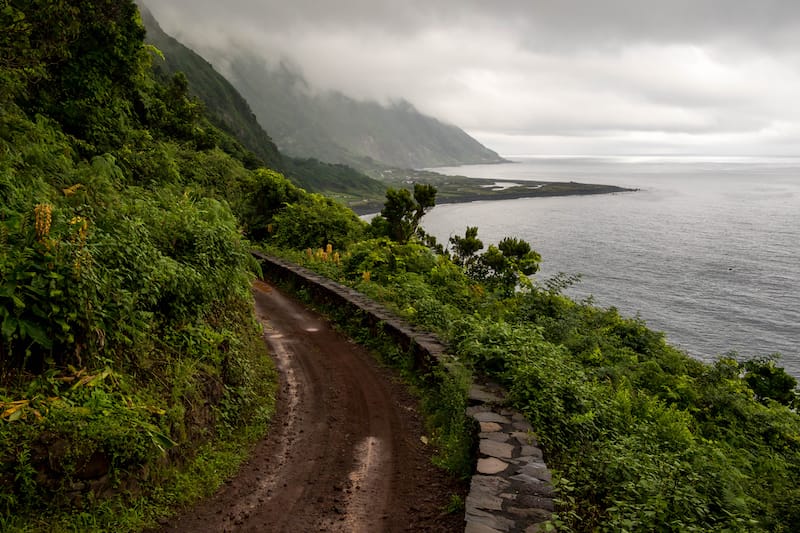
[{"xmin": 0, "ymin": 305, "xmax": 278, "ymax": 533}]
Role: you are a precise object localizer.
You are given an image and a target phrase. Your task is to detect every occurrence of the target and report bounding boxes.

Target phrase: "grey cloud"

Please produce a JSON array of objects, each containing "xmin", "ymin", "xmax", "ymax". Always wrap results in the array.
[
  {"xmin": 144, "ymin": 0, "xmax": 800, "ymax": 156},
  {"xmin": 150, "ymin": 0, "xmax": 800, "ymax": 46}
]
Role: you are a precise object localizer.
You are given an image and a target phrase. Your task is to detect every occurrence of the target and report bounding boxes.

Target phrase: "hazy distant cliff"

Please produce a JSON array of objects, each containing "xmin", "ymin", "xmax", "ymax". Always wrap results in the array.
[
  {"xmin": 210, "ymin": 53, "xmax": 507, "ymax": 171},
  {"xmin": 140, "ymin": 3, "xmax": 504, "ymax": 180}
]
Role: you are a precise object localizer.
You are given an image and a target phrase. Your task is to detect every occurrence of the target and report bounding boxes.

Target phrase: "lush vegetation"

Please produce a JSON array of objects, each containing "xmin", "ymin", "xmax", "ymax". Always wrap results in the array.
[
  {"xmin": 0, "ymin": 2, "xmax": 368, "ymax": 529},
  {"xmin": 4, "ymin": 2, "xmax": 799, "ymax": 532},
  {"xmin": 270, "ymin": 188, "xmax": 800, "ymax": 532}
]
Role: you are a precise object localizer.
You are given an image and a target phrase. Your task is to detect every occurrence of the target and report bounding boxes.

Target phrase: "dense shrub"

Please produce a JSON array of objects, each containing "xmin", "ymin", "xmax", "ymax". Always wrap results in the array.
[{"xmin": 269, "ymin": 194, "xmax": 366, "ymax": 250}]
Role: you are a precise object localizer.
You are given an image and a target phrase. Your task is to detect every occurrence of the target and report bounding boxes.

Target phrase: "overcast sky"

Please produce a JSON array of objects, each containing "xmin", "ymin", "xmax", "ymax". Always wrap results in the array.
[{"xmin": 145, "ymin": 1, "xmax": 800, "ymax": 156}]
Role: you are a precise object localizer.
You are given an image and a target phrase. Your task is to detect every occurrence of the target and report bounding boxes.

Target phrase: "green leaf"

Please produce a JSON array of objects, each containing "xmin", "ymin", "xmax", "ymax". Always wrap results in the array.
[
  {"xmin": 0, "ymin": 284, "xmax": 15, "ymax": 297},
  {"xmin": 151, "ymin": 431, "xmax": 177, "ymax": 452},
  {"xmin": 1, "ymin": 315, "xmax": 18, "ymax": 337},
  {"xmin": 21, "ymin": 321, "xmax": 52, "ymax": 349}
]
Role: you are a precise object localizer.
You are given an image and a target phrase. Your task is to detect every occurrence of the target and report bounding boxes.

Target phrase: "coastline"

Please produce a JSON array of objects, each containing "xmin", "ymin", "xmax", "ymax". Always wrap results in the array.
[{"xmin": 349, "ymin": 179, "xmax": 636, "ymax": 215}]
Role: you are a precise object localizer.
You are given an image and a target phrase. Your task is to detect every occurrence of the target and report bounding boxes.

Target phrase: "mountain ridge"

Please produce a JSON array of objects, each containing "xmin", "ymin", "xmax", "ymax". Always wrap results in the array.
[
  {"xmin": 218, "ymin": 51, "xmax": 507, "ymax": 170},
  {"xmin": 138, "ymin": 3, "xmax": 386, "ymax": 199}
]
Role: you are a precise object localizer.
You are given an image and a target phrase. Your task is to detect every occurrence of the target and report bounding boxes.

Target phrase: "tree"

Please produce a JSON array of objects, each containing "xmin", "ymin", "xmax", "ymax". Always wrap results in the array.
[
  {"xmin": 411, "ymin": 183, "xmax": 437, "ymax": 226},
  {"xmin": 14, "ymin": 0, "xmax": 148, "ymax": 152},
  {"xmin": 449, "ymin": 226, "xmax": 483, "ymax": 267},
  {"xmin": 471, "ymin": 236, "xmax": 542, "ymax": 295},
  {"xmin": 374, "ymin": 183, "xmax": 437, "ymax": 243},
  {"xmin": 270, "ymin": 194, "xmax": 367, "ymax": 250},
  {"xmin": 498, "ymin": 237, "xmax": 541, "ymax": 277},
  {"xmin": 0, "ymin": 1, "xmax": 80, "ymax": 97}
]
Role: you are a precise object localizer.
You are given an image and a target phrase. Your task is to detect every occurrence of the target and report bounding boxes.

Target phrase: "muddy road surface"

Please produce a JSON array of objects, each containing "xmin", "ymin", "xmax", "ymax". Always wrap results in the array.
[{"xmin": 159, "ymin": 281, "xmax": 465, "ymax": 532}]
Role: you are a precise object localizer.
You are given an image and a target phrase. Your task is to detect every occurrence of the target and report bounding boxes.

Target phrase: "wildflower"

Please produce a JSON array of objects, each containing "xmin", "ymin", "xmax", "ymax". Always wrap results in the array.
[
  {"xmin": 62, "ymin": 183, "xmax": 83, "ymax": 196},
  {"xmin": 69, "ymin": 216, "xmax": 89, "ymax": 244},
  {"xmin": 34, "ymin": 203, "xmax": 52, "ymax": 241},
  {"xmin": 362, "ymin": 271, "xmax": 371, "ymax": 282}
]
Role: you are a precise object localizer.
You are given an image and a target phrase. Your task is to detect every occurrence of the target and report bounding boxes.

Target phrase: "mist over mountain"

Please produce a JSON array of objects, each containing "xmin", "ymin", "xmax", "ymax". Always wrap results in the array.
[
  {"xmin": 216, "ymin": 52, "xmax": 507, "ymax": 170},
  {"xmin": 138, "ymin": 5, "xmax": 283, "ymax": 169},
  {"xmin": 141, "ymin": 1, "xmax": 504, "ymax": 180},
  {"xmin": 139, "ymin": 4, "xmax": 386, "ymax": 198}
]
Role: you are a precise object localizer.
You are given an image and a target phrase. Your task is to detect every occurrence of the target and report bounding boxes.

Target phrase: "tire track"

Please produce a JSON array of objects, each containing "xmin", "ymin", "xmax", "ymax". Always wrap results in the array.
[{"xmin": 158, "ymin": 281, "xmax": 464, "ymax": 532}]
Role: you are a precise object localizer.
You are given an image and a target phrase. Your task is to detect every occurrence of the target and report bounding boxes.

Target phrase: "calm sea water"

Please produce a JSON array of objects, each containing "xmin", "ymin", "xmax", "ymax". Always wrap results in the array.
[{"xmin": 424, "ymin": 156, "xmax": 800, "ymax": 377}]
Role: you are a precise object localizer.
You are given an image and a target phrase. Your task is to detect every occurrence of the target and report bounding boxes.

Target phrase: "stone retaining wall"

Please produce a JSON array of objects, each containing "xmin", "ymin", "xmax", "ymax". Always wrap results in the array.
[
  {"xmin": 254, "ymin": 252, "xmax": 444, "ymax": 376},
  {"xmin": 252, "ymin": 252, "xmax": 555, "ymax": 532},
  {"xmin": 465, "ymin": 383, "xmax": 555, "ymax": 533}
]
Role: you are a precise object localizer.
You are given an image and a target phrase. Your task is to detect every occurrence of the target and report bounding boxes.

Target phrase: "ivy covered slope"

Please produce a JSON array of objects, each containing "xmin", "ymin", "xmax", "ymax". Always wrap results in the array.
[
  {"xmin": 0, "ymin": 2, "xmax": 362, "ymax": 528},
  {"xmin": 269, "ymin": 187, "xmax": 800, "ymax": 532}
]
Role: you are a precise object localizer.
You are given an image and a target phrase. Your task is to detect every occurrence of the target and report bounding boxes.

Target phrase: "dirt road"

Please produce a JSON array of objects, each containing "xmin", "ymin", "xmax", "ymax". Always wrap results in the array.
[{"xmin": 159, "ymin": 281, "xmax": 465, "ymax": 532}]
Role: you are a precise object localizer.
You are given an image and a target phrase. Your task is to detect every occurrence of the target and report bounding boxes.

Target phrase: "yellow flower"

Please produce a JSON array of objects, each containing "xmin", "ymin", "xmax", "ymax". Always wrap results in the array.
[
  {"xmin": 34, "ymin": 203, "xmax": 52, "ymax": 241},
  {"xmin": 69, "ymin": 216, "xmax": 89, "ymax": 243},
  {"xmin": 62, "ymin": 183, "xmax": 83, "ymax": 196}
]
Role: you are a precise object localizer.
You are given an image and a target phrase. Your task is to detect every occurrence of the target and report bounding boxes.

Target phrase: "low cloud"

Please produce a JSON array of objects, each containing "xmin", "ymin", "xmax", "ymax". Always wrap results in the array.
[{"xmin": 145, "ymin": 0, "xmax": 800, "ymax": 156}]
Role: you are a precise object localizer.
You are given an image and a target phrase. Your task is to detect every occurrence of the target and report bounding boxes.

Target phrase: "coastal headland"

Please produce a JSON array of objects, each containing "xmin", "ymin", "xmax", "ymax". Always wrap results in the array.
[{"xmin": 349, "ymin": 167, "xmax": 635, "ymax": 215}]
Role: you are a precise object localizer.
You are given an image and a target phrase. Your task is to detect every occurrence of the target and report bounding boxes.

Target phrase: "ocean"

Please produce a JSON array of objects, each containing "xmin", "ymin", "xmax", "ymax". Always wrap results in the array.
[{"xmin": 423, "ymin": 156, "xmax": 800, "ymax": 377}]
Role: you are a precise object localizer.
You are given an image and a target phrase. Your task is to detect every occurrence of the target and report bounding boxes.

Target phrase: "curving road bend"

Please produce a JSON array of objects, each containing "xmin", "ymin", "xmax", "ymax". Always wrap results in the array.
[{"xmin": 159, "ymin": 280, "xmax": 464, "ymax": 532}]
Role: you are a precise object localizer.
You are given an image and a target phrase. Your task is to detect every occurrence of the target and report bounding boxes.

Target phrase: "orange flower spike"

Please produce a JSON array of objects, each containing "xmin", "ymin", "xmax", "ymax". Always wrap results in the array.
[{"xmin": 34, "ymin": 203, "xmax": 52, "ymax": 241}]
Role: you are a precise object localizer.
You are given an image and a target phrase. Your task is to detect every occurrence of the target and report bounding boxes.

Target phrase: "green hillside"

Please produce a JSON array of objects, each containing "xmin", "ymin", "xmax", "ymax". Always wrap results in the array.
[
  {"xmin": 138, "ymin": 4, "xmax": 386, "ymax": 202},
  {"xmin": 138, "ymin": 4, "xmax": 282, "ymax": 170},
  {"xmin": 0, "ymin": 2, "xmax": 367, "ymax": 530},
  {"xmin": 6, "ymin": 3, "xmax": 798, "ymax": 532},
  {"xmin": 139, "ymin": 7, "xmax": 617, "ymax": 213}
]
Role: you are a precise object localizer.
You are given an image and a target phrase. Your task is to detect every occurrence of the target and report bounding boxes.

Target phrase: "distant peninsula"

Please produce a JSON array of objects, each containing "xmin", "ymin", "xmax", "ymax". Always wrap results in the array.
[{"xmin": 348, "ymin": 168, "xmax": 635, "ymax": 214}]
